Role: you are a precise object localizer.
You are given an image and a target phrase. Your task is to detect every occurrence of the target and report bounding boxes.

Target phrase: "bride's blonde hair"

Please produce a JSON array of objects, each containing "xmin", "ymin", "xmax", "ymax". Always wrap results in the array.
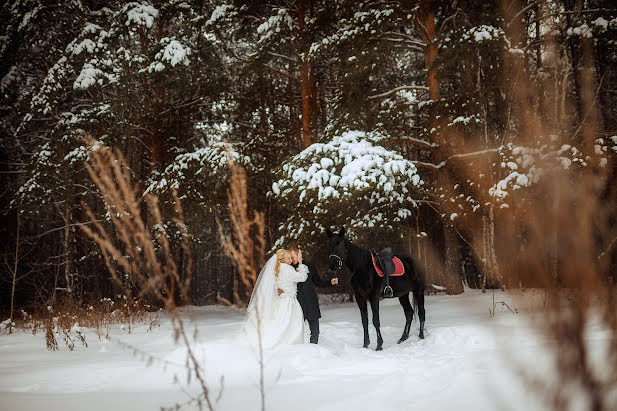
[{"xmin": 275, "ymin": 249, "xmax": 290, "ymax": 278}]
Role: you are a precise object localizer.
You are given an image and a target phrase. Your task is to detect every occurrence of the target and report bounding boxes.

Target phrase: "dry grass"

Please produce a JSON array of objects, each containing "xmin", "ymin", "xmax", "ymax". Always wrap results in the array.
[
  {"xmin": 216, "ymin": 150, "xmax": 267, "ymax": 411},
  {"xmin": 436, "ymin": 4, "xmax": 617, "ymax": 409},
  {"xmin": 80, "ymin": 136, "xmax": 215, "ymax": 411}
]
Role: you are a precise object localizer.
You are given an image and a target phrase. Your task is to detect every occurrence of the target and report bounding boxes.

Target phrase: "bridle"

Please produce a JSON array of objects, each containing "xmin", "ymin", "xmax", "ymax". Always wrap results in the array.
[
  {"xmin": 328, "ymin": 253, "xmax": 344, "ymax": 271},
  {"xmin": 328, "ymin": 241, "xmax": 346, "ymax": 272}
]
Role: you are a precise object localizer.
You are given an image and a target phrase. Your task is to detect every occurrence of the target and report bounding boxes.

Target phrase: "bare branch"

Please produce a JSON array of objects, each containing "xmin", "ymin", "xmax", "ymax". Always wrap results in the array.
[
  {"xmin": 399, "ymin": 136, "xmax": 439, "ymax": 149},
  {"xmin": 380, "ymin": 31, "xmax": 427, "ymax": 48},
  {"xmin": 411, "ymin": 148, "xmax": 500, "ymax": 170},
  {"xmin": 437, "ymin": 9, "xmax": 460, "ymax": 40},
  {"xmin": 368, "ymin": 85, "xmax": 429, "ymax": 100}
]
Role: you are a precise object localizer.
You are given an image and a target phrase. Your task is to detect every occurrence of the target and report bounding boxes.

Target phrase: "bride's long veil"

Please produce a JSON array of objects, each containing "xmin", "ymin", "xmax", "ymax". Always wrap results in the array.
[{"xmin": 242, "ymin": 254, "xmax": 278, "ymax": 342}]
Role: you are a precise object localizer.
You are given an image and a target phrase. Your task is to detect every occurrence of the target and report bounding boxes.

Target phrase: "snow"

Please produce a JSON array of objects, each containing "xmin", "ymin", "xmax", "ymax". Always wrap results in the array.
[
  {"xmin": 1, "ymin": 290, "xmax": 602, "ymax": 410},
  {"xmin": 74, "ymin": 63, "xmax": 103, "ymax": 89},
  {"xmin": 69, "ymin": 39, "xmax": 96, "ymax": 56},
  {"xmin": 593, "ymin": 17, "xmax": 609, "ymax": 30},
  {"xmin": 488, "ymin": 139, "xmax": 608, "ymax": 203},
  {"xmin": 18, "ymin": 6, "xmax": 41, "ymax": 31},
  {"xmin": 257, "ymin": 9, "xmax": 294, "ymax": 43},
  {"xmin": 208, "ymin": 4, "xmax": 235, "ymax": 25},
  {"xmin": 461, "ymin": 25, "xmax": 504, "ymax": 44},
  {"xmin": 271, "ymin": 131, "xmax": 423, "ymax": 242},
  {"xmin": 146, "ymin": 144, "xmax": 245, "ymax": 195},
  {"xmin": 148, "ymin": 38, "xmax": 191, "ymax": 72},
  {"xmin": 1, "ymin": 65, "xmax": 17, "ymax": 93},
  {"xmin": 274, "ymin": 130, "xmax": 422, "ymax": 201},
  {"xmin": 124, "ymin": 3, "xmax": 159, "ymax": 29}
]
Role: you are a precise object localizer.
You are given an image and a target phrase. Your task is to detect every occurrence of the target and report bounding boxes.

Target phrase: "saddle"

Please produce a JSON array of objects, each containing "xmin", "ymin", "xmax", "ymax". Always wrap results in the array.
[{"xmin": 370, "ymin": 248, "xmax": 405, "ymax": 298}]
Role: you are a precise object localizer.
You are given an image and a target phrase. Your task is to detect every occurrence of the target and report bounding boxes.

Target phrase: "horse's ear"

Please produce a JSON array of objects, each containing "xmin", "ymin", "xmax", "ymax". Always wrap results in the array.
[
  {"xmin": 326, "ymin": 228, "xmax": 333, "ymax": 238},
  {"xmin": 339, "ymin": 226, "xmax": 345, "ymax": 237}
]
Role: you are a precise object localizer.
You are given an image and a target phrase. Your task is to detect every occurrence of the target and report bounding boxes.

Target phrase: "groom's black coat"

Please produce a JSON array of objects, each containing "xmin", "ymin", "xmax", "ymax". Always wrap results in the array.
[{"xmin": 294, "ymin": 260, "xmax": 332, "ymax": 320}]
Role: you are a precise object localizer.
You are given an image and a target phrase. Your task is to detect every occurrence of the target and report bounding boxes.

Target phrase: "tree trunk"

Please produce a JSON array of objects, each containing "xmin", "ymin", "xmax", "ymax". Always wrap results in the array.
[
  {"xmin": 488, "ymin": 205, "xmax": 501, "ymax": 286},
  {"xmin": 416, "ymin": 0, "xmax": 464, "ymax": 294},
  {"xmin": 416, "ymin": 0, "xmax": 439, "ymax": 102},
  {"xmin": 297, "ymin": 0, "xmax": 314, "ymax": 149},
  {"xmin": 9, "ymin": 203, "xmax": 20, "ymax": 333},
  {"xmin": 444, "ymin": 225, "xmax": 464, "ymax": 294},
  {"xmin": 299, "ymin": 56, "xmax": 312, "ymax": 148},
  {"xmin": 64, "ymin": 199, "xmax": 73, "ymax": 295},
  {"xmin": 287, "ymin": 63, "xmax": 301, "ymax": 150}
]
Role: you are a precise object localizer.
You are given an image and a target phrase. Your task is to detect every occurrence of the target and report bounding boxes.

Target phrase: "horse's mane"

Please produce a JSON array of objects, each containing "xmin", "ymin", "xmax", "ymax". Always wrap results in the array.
[{"xmin": 345, "ymin": 239, "xmax": 371, "ymax": 273}]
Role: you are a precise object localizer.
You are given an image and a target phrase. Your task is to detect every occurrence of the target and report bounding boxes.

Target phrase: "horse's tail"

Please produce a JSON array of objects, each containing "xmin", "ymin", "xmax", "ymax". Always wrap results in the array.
[
  {"xmin": 412, "ymin": 257, "xmax": 426, "ymax": 322},
  {"xmin": 412, "ymin": 281, "xmax": 425, "ymax": 321}
]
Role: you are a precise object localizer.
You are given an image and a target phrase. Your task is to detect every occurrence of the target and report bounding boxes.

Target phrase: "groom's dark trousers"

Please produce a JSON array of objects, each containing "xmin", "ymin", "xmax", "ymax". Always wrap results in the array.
[{"xmin": 294, "ymin": 260, "xmax": 333, "ymax": 344}]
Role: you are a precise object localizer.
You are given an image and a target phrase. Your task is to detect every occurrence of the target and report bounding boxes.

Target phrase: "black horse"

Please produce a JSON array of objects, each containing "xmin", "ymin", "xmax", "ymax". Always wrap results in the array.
[{"xmin": 327, "ymin": 227, "xmax": 426, "ymax": 351}]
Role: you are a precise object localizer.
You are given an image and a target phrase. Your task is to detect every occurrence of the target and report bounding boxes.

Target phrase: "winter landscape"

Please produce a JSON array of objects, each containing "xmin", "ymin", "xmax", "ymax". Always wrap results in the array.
[
  {"xmin": 1, "ymin": 1, "xmax": 616, "ymax": 411},
  {"xmin": 0, "ymin": 290, "xmax": 591, "ymax": 411}
]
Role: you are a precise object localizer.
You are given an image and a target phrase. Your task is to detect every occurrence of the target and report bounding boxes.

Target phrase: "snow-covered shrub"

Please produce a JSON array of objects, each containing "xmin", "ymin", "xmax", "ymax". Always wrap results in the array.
[
  {"xmin": 270, "ymin": 130, "xmax": 423, "ymax": 248},
  {"xmin": 489, "ymin": 138, "xmax": 614, "ymax": 206}
]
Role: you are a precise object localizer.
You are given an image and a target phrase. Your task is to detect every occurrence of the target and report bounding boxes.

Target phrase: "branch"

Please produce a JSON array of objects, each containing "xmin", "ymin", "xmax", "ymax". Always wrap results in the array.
[
  {"xmin": 267, "ymin": 51, "xmax": 297, "ymax": 63},
  {"xmin": 368, "ymin": 85, "xmax": 429, "ymax": 100},
  {"xmin": 159, "ymin": 98, "xmax": 203, "ymax": 116},
  {"xmin": 34, "ymin": 221, "xmax": 104, "ymax": 239},
  {"xmin": 380, "ymin": 31, "xmax": 427, "ymax": 48},
  {"xmin": 260, "ymin": 63, "xmax": 299, "ymax": 82},
  {"xmin": 413, "ymin": 14, "xmax": 431, "ymax": 42},
  {"xmin": 377, "ymin": 38, "xmax": 424, "ymax": 52},
  {"xmin": 437, "ymin": 9, "xmax": 460, "ymax": 40},
  {"xmin": 506, "ymin": 1, "xmax": 539, "ymax": 27},
  {"xmin": 399, "ymin": 136, "xmax": 439, "ymax": 149},
  {"xmin": 598, "ymin": 235, "xmax": 617, "ymax": 260},
  {"xmin": 239, "ymin": 57, "xmax": 299, "ymax": 82},
  {"xmin": 412, "ymin": 148, "xmax": 500, "ymax": 170},
  {"xmin": 529, "ymin": 8, "xmax": 613, "ymax": 26}
]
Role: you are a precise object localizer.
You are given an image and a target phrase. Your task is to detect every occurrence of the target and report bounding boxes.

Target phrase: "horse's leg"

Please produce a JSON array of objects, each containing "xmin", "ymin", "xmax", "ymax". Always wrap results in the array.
[
  {"xmin": 369, "ymin": 297, "xmax": 384, "ymax": 351},
  {"xmin": 397, "ymin": 293, "xmax": 413, "ymax": 344},
  {"xmin": 356, "ymin": 295, "xmax": 370, "ymax": 348},
  {"xmin": 414, "ymin": 288, "xmax": 426, "ymax": 339}
]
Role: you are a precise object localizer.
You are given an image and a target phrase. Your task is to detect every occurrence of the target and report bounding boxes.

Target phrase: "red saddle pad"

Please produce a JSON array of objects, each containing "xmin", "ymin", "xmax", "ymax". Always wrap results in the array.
[{"xmin": 371, "ymin": 253, "xmax": 405, "ymax": 277}]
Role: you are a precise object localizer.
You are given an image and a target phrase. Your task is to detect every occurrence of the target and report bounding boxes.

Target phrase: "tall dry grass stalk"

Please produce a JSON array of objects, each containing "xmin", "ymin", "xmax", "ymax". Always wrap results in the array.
[
  {"xmin": 217, "ymin": 154, "xmax": 265, "ymax": 307},
  {"xmin": 443, "ymin": 4, "xmax": 617, "ymax": 410},
  {"xmin": 80, "ymin": 136, "xmax": 215, "ymax": 411},
  {"xmin": 216, "ymin": 150, "xmax": 267, "ymax": 411}
]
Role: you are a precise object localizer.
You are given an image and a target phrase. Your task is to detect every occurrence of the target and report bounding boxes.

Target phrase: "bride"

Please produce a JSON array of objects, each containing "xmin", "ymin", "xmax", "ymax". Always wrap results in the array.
[{"xmin": 242, "ymin": 249, "xmax": 309, "ymax": 349}]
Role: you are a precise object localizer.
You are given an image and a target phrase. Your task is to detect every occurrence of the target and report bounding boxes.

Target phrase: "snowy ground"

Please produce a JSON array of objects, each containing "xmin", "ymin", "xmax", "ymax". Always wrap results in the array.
[{"xmin": 0, "ymin": 290, "xmax": 605, "ymax": 411}]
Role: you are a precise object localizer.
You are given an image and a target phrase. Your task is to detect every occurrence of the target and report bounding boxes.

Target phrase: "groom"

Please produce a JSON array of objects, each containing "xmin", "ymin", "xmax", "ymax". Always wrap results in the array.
[{"xmin": 279, "ymin": 243, "xmax": 339, "ymax": 344}]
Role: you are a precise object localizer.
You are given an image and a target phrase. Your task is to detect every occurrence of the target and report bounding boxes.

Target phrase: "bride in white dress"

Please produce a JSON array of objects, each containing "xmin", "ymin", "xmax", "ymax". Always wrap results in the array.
[{"xmin": 242, "ymin": 249, "xmax": 309, "ymax": 349}]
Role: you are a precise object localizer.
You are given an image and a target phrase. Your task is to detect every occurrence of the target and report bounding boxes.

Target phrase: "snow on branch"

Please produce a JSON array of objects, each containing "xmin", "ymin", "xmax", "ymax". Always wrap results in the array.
[
  {"xmin": 123, "ymin": 2, "xmax": 159, "ymax": 29},
  {"xmin": 271, "ymin": 131, "xmax": 424, "ymax": 247},
  {"xmin": 399, "ymin": 136, "xmax": 439, "ymax": 149},
  {"xmin": 412, "ymin": 148, "xmax": 500, "ymax": 170},
  {"xmin": 368, "ymin": 85, "xmax": 429, "ymax": 100},
  {"xmin": 145, "ymin": 144, "xmax": 249, "ymax": 205},
  {"xmin": 488, "ymin": 138, "xmax": 613, "ymax": 203}
]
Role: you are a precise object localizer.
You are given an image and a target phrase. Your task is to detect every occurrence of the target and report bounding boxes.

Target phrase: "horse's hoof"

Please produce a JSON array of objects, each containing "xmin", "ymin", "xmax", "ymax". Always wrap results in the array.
[
  {"xmin": 363, "ymin": 344, "xmax": 369, "ymax": 348},
  {"xmin": 376, "ymin": 346, "xmax": 383, "ymax": 351},
  {"xmin": 419, "ymin": 332, "xmax": 425, "ymax": 339},
  {"xmin": 397, "ymin": 335, "xmax": 408, "ymax": 344}
]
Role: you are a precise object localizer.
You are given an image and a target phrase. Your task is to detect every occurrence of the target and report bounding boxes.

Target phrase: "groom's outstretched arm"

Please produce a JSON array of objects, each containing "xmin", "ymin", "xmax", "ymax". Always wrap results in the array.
[{"xmin": 308, "ymin": 261, "xmax": 336, "ymax": 288}]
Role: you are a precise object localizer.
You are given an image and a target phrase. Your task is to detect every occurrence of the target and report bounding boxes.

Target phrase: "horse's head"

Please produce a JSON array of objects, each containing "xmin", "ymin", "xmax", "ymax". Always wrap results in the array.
[{"xmin": 326, "ymin": 226, "xmax": 347, "ymax": 273}]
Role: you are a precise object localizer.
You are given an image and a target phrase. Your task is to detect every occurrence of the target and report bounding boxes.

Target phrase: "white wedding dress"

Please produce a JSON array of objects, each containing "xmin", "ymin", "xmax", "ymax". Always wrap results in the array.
[{"xmin": 242, "ymin": 255, "xmax": 309, "ymax": 349}]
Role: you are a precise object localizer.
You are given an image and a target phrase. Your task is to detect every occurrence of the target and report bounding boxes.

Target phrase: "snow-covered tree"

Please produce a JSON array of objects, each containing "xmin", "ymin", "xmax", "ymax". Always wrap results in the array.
[{"xmin": 270, "ymin": 130, "xmax": 423, "ymax": 251}]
